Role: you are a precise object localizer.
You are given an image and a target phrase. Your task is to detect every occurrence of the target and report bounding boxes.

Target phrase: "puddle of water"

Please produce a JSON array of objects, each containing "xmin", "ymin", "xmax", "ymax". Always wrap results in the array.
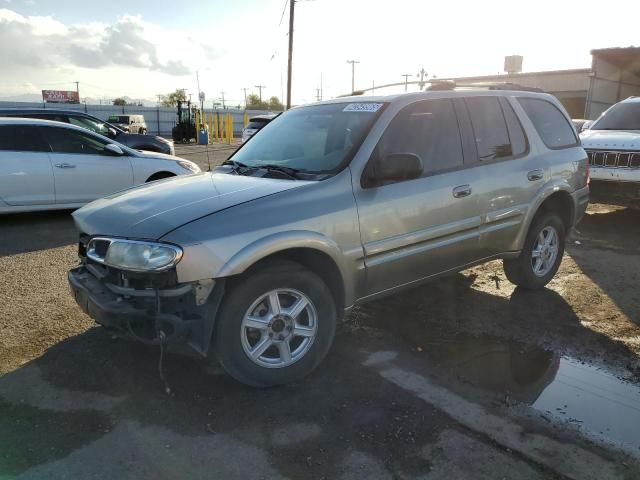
[
  {"xmin": 408, "ymin": 335, "xmax": 640, "ymax": 454},
  {"xmin": 532, "ymin": 357, "xmax": 640, "ymax": 454}
]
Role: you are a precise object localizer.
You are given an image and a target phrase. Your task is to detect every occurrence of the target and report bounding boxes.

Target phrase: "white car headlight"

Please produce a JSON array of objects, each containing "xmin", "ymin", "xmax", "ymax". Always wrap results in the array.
[
  {"xmin": 177, "ymin": 160, "xmax": 200, "ymax": 173},
  {"xmin": 89, "ymin": 239, "xmax": 183, "ymax": 272}
]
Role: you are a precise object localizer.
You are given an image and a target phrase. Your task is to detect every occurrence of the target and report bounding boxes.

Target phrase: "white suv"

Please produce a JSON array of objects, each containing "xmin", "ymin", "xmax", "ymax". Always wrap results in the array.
[
  {"xmin": 0, "ymin": 118, "xmax": 200, "ymax": 214},
  {"xmin": 580, "ymin": 97, "xmax": 640, "ymax": 206}
]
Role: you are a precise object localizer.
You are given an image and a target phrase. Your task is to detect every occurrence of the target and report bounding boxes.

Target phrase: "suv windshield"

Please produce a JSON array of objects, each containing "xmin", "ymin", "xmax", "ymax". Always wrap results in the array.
[
  {"xmin": 592, "ymin": 102, "xmax": 640, "ymax": 130},
  {"xmin": 230, "ymin": 102, "xmax": 384, "ymax": 175}
]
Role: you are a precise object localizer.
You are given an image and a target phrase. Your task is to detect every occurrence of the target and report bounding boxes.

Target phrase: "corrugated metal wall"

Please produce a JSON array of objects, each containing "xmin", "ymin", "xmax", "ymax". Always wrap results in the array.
[{"xmin": 0, "ymin": 101, "xmax": 276, "ymax": 137}]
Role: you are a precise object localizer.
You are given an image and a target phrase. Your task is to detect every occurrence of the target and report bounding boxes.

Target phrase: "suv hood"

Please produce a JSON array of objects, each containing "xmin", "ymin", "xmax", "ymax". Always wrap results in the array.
[
  {"xmin": 580, "ymin": 130, "xmax": 640, "ymax": 150},
  {"xmin": 72, "ymin": 173, "xmax": 310, "ymax": 240}
]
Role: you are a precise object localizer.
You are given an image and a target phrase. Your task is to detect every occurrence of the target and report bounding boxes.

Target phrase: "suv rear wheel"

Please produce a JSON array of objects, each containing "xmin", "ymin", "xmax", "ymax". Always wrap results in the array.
[
  {"xmin": 503, "ymin": 212, "xmax": 566, "ymax": 289},
  {"xmin": 213, "ymin": 260, "xmax": 337, "ymax": 387}
]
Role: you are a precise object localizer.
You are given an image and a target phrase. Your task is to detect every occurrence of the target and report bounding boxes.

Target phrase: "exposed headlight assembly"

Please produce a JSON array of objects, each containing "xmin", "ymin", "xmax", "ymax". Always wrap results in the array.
[
  {"xmin": 87, "ymin": 238, "xmax": 183, "ymax": 272},
  {"xmin": 177, "ymin": 160, "xmax": 200, "ymax": 173}
]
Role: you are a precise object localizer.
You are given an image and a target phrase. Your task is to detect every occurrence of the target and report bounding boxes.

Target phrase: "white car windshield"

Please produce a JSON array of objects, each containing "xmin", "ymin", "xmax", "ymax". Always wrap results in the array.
[
  {"xmin": 229, "ymin": 102, "xmax": 384, "ymax": 175},
  {"xmin": 592, "ymin": 102, "xmax": 640, "ymax": 130}
]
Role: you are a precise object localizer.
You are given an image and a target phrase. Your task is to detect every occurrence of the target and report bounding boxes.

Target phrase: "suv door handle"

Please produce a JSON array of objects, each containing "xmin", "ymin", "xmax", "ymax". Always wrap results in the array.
[
  {"xmin": 54, "ymin": 163, "xmax": 76, "ymax": 168},
  {"xmin": 452, "ymin": 185, "xmax": 472, "ymax": 198},
  {"xmin": 527, "ymin": 169, "xmax": 544, "ymax": 181}
]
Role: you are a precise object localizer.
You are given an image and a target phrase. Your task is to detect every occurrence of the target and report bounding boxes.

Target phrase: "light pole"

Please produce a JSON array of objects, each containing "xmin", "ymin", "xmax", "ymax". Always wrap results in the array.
[
  {"xmin": 255, "ymin": 85, "xmax": 266, "ymax": 105},
  {"xmin": 401, "ymin": 74, "xmax": 411, "ymax": 92},
  {"xmin": 286, "ymin": 0, "xmax": 295, "ymax": 109},
  {"xmin": 346, "ymin": 60, "xmax": 360, "ymax": 93}
]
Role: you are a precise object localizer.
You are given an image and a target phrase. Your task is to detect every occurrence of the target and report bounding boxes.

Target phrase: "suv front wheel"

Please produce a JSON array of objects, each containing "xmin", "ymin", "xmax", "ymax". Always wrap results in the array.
[
  {"xmin": 503, "ymin": 212, "xmax": 566, "ymax": 289},
  {"xmin": 213, "ymin": 260, "xmax": 337, "ymax": 387}
]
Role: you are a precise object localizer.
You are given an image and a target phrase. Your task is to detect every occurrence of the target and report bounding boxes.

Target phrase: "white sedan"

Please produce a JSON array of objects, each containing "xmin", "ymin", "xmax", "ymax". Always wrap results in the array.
[{"xmin": 0, "ymin": 118, "xmax": 200, "ymax": 213}]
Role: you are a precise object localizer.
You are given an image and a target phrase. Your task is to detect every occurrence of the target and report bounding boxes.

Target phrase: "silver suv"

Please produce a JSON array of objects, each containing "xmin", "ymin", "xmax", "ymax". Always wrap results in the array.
[{"xmin": 68, "ymin": 88, "xmax": 589, "ymax": 387}]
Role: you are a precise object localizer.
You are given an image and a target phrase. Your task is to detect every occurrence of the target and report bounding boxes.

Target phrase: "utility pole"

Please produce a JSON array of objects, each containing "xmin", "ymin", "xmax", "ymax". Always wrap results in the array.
[
  {"xmin": 255, "ymin": 85, "xmax": 265, "ymax": 105},
  {"xmin": 242, "ymin": 88, "xmax": 248, "ymax": 109},
  {"xmin": 320, "ymin": 73, "xmax": 323, "ymax": 101},
  {"xmin": 286, "ymin": 0, "xmax": 295, "ymax": 109},
  {"xmin": 315, "ymin": 88, "xmax": 321, "ymax": 102},
  {"xmin": 74, "ymin": 81, "xmax": 79, "ymax": 102},
  {"xmin": 417, "ymin": 68, "xmax": 428, "ymax": 90},
  {"xmin": 346, "ymin": 60, "xmax": 360, "ymax": 93},
  {"xmin": 401, "ymin": 74, "xmax": 411, "ymax": 92},
  {"xmin": 220, "ymin": 91, "xmax": 226, "ymax": 109}
]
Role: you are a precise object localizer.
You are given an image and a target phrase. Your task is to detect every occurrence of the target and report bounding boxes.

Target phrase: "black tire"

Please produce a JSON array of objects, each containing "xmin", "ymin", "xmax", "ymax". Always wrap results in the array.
[
  {"xmin": 139, "ymin": 128, "xmax": 146, "ymax": 135},
  {"xmin": 503, "ymin": 212, "xmax": 566, "ymax": 289},
  {"xmin": 213, "ymin": 260, "xmax": 337, "ymax": 387},
  {"xmin": 146, "ymin": 172, "xmax": 175, "ymax": 182}
]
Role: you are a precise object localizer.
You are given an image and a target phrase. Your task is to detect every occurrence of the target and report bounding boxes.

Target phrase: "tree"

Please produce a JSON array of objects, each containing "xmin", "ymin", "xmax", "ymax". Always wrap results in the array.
[
  {"xmin": 113, "ymin": 97, "xmax": 127, "ymax": 106},
  {"xmin": 268, "ymin": 96, "xmax": 284, "ymax": 111},
  {"xmin": 246, "ymin": 94, "xmax": 284, "ymax": 111},
  {"xmin": 246, "ymin": 94, "xmax": 262, "ymax": 109},
  {"xmin": 160, "ymin": 89, "xmax": 187, "ymax": 107}
]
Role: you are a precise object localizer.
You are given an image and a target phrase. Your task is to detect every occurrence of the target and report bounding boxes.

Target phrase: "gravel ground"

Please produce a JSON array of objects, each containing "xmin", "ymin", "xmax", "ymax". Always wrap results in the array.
[{"xmin": 1, "ymin": 188, "xmax": 639, "ymax": 478}]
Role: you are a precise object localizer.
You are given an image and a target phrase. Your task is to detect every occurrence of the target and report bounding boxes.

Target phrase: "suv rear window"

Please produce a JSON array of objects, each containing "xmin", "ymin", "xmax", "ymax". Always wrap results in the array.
[{"xmin": 517, "ymin": 98, "xmax": 578, "ymax": 149}]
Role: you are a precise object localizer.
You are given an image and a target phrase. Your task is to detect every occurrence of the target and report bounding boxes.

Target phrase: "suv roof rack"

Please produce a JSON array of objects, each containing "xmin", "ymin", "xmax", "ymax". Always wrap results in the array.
[{"xmin": 426, "ymin": 80, "xmax": 544, "ymax": 93}]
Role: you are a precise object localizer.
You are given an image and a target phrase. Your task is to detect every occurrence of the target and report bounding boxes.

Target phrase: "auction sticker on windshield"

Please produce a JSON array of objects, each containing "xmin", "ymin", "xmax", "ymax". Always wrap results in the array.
[{"xmin": 343, "ymin": 103, "xmax": 384, "ymax": 112}]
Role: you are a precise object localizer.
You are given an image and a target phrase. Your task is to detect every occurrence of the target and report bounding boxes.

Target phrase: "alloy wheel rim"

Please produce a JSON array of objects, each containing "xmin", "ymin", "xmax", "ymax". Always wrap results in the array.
[
  {"xmin": 240, "ymin": 289, "xmax": 318, "ymax": 368},
  {"xmin": 531, "ymin": 226, "xmax": 559, "ymax": 277}
]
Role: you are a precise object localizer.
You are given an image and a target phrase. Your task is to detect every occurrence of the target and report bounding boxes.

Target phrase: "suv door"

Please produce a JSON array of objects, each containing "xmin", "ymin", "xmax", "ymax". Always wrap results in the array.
[
  {"xmin": 0, "ymin": 125, "xmax": 54, "ymax": 206},
  {"xmin": 353, "ymin": 98, "xmax": 483, "ymax": 296},
  {"xmin": 456, "ymin": 95, "xmax": 535, "ymax": 257},
  {"xmin": 40, "ymin": 126, "xmax": 134, "ymax": 204}
]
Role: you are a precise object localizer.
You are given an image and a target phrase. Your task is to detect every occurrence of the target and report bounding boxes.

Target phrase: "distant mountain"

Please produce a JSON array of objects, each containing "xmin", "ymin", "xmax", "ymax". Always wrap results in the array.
[{"xmin": 0, "ymin": 93, "xmax": 44, "ymax": 103}]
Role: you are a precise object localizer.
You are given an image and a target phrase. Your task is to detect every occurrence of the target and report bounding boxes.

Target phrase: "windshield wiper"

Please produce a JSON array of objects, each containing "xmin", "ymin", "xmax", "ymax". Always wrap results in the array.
[
  {"xmin": 221, "ymin": 159, "xmax": 251, "ymax": 174},
  {"xmin": 251, "ymin": 164, "xmax": 305, "ymax": 180}
]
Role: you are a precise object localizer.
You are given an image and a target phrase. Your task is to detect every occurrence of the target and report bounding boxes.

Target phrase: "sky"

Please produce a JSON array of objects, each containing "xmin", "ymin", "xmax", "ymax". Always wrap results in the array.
[{"xmin": 1, "ymin": 0, "xmax": 639, "ymax": 106}]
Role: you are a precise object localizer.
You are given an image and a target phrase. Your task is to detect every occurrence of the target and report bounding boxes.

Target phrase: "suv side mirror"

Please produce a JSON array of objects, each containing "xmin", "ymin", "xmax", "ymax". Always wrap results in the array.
[
  {"xmin": 107, "ymin": 127, "xmax": 117, "ymax": 138},
  {"xmin": 362, "ymin": 152, "xmax": 423, "ymax": 188},
  {"xmin": 104, "ymin": 144, "xmax": 124, "ymax": 156}
]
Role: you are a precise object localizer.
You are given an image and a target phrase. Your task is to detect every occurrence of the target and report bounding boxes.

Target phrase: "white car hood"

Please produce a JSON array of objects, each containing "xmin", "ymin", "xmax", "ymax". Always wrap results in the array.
[{"xmin": 580, "ymin": 130, "xmax": 640, "ymax": 150}]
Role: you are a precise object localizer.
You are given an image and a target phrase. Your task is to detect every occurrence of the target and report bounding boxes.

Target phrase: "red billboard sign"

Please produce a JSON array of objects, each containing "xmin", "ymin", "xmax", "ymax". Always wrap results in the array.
[{"xmin": 42, "ymin": 90, "xmax": 80, "ymax": 104}]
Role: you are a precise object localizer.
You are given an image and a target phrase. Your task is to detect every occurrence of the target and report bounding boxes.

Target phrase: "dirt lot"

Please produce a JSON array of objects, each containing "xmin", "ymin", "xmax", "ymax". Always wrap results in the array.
[{"xmin": 1, "ymin": 150, "xmax": 640, "ymax": 478}]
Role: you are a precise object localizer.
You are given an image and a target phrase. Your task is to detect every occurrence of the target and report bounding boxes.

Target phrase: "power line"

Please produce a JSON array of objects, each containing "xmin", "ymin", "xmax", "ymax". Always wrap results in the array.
[{"xmin": 278, "ymin": 0, "xmax": 289, "ymax": 26}]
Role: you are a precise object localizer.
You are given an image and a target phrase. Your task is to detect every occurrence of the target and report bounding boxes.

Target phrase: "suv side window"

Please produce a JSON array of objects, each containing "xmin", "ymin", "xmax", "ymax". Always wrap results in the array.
[
  {"xmin": 499, "ymin": 98, "xmax": 528, "ymax": 157},
  {"xmin": 373, "ymin": 98, "xmax": 463, "ymax": 176},
  {"xmin": 464, "ymin": 97, "xmax": 513, "ymax": 161},
  {"xmin": 517, "ymin": 97, "xmax": 578, "ymax": 149},
  {"xmin": 41, "ymin": 126, "xmax": 110, "ymax": 155},
  {"xmin": 0, "ymin": 125, "xmax": 50, "ymax": 152}
]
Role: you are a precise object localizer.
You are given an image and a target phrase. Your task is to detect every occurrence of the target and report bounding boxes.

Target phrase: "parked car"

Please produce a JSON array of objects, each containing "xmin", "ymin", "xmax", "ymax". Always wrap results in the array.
[
  {"xmin": 0, "ymin": 118, "xmax": 199, "ymax": 213},
  {"xmin": 68, "ymin": 89, "xmax": 589, "ymax": 387},
  {"xmin": 0, "ymin": 109, "xmax": 174, "ymax": 155},
  {"xmin": 107, "ymin": 114, "xmax": 147, "ymax": 134},
  {"xmin": 241, "ymin": 114, "xmax": 277, "ymax": 142},
  {"xmin": 580, "ymin": 96, "xmax": 640, "ymax": 208}
]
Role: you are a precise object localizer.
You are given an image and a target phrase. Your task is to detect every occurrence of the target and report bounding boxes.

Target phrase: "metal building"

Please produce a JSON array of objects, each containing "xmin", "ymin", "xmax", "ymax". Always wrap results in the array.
[{"xmin": 444, "ymin": 47, "xmax": 640, "ymax": 120}]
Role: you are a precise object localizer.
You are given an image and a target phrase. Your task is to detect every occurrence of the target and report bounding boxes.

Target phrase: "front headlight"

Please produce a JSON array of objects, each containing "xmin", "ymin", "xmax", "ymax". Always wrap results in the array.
[
  {"xmin": 95, "ymin": 239, "xmax": 183, "ymax": 272},
  {"xmin": 177, "ymin": 160, "xmax": 200, "ymax": 173}
]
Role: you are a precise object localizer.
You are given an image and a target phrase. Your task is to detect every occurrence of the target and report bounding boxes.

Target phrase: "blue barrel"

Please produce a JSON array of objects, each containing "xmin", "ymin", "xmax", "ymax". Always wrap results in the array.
[{"xmin": 198, "ymin": 129, "xmax": 209, "ymax": 145}]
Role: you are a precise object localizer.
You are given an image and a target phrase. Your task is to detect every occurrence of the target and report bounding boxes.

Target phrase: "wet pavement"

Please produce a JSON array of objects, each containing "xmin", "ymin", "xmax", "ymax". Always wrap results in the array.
[{"xmin": 2, "ymin": 204, "xmax": 640, "ymax": 478}]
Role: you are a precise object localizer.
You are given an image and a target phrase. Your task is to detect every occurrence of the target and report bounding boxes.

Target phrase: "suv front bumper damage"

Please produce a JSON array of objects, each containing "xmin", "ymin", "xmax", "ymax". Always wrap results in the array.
[{"xmin": 68, "ymin": 265, "xmax": 223, "ymax": 355}]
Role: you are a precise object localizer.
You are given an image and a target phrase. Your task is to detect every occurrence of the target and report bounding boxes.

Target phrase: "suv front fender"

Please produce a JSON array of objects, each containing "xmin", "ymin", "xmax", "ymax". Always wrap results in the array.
[{"xmin": 175, "ymin": 230, "xmax": 361, "ymax": 308}]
